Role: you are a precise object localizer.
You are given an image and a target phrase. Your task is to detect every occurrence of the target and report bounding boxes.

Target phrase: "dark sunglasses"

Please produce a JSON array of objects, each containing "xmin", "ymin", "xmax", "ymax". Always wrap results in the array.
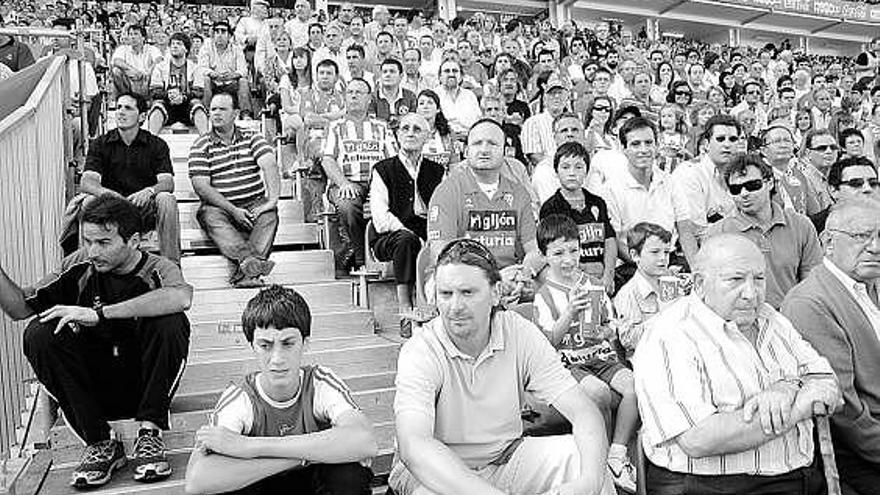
[
  {"xmin": 675, "ymin": 91, "xmax": 691, "ymax": 96},
  {"xmin": 728, "ymin": 178, "xmax": 765, "ymax": 195},
  {"xmin": 842, "ymin": 177, "xmax": 880, "ymax": 189},
  {"xmin": 810, "ymin": 144, "xmax": 838, "ymax": 152},
  {"xmin": 593, "ymin": 105, "xmax": 611, "ymax": 111}
]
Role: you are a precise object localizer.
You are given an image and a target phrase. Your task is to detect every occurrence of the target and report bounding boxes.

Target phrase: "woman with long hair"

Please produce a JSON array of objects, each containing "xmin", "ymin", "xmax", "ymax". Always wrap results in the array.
[
  {"xmin": 584, "ymin": 95, "xmax": 616, "ymax": 156},
  {"xmin": 289, "ymin": 47, "xmax": 312, "ymax": 90},
  {"xmin": 688, "ymin": 103, "xmax": 717, "ymax": 157},
  {"xmin": 658, "ymin": 103, "xmax": 692, "ymax": 171},
  {"xmin": 417, "ymin": 90, "xmax": 460, "ymax": 170},
  {"xmin": 651, "ymin": 61, "xmax": 674, "ymax": 106},
  {"xmin": 793, "ymin": 108, "xmax": 814, "ymax": 145}
]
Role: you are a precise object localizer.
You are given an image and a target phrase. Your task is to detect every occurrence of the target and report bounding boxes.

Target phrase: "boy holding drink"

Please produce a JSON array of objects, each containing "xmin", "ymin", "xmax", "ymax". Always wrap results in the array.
[{"xmin": 533, "ymin": 214, "xmax": 639, "ymax": 494}]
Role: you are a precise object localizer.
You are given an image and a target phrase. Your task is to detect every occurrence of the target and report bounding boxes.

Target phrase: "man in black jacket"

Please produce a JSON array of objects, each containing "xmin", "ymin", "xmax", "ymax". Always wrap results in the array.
[{"xmin": 369, "ymin": 113, "xmax": 444, "ymax": 337}]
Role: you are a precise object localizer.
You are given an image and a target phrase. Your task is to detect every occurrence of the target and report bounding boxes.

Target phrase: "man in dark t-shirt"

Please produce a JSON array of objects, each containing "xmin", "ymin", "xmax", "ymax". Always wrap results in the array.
[
  {"xmin": 60, "ymin": 92, "xmax": 181, "ymax": 262},
  {"xmin": 539, "ymin": 142, "xmax": 617, "ymax": 294},
  {"xmin": 1, "ymin": 195, "xmax": 192, "ymax": 488}
]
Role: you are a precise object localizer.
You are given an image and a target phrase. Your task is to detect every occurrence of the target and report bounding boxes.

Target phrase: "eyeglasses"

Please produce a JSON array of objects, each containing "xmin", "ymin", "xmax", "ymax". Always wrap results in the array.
[
  {"xmin": 810, "ymin": 144, "xmax": 838, "ymax": 152},
  {"xmin": 713, "ymin": 135, "xmax": 740, "ymax": 143},
  {"xmin": 828, "ymin": 228, "xmax": 880, "ymax": 245},
  {"xmin": 841, "ymin": 177, "xmax": 880, "ymax": 189},
  {"xmin": 728, "ymin": 178, "xmax": 765, "ymax": 195},
  {"xmin": 213, "ymin": 27, "xmax": 228, "ymax": 33}
]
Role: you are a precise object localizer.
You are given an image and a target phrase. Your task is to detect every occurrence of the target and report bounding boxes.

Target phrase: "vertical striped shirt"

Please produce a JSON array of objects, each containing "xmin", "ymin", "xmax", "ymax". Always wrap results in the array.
[
  {"xmin": 520, "ymin": 111, "xmax": 556, "ymax": 160},
  {"xmin": 188, "ymin": 127, "xmax": 274, "ymax": 205},
  {"xmin": 322, "ymin": 116, "xmax": 396, "ymax": 183},
  {"xmin": 633, "ymin": 295, "xmax": 834, "ymax": 476}
]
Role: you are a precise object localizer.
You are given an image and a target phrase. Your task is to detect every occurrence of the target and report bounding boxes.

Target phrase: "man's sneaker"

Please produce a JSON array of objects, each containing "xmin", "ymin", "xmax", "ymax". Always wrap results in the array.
[
  {"xmin": 70, "ymin": 439, "xmax": 127, "ymax": 488},
  {"xmin": 132, "ymin": 429, "xmax": 172, "ymax": 482},
  {"xmin": 607, "ymin": 455, "xmax": 637, "ymax": 494}
]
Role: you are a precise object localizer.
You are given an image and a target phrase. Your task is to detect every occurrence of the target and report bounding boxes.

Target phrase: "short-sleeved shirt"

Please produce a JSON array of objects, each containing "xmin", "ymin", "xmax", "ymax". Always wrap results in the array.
[
  {"xmin": 85, "ymin": 129, "xmax": 173, "ymax": 197},
  {"xmin": 394, "ymin": 310, "xmax": 578, "ymax": 469},
  {"xmin": 112, "ymin": 44, "xmax": 163, "ymax": 74},
  {"xmin": 633, "ymin": 295, "xmax": 834, "ymax": 476},
  {"xmin": 601, "ymin": 166, "xmax": 681, "ymax": 243},
  {"xmin": 188, "ymin": 127, "xmax": 274, "ymax": 205},
  {"xmin": 521, "ymin": 111, "xmax": 556, "ymax": 159},
  {"xmin": 369, "ymin": 87, "xmax": 417, "ymax": 128},
  {"xmin": 24, "ymin": 251, "xmax": 189, "ymax": 333},
  {"xmin": 427, "ymin": 168, "xmax": 536, "ymax": 269},
  {"xmin": 214, "ymin": 366, "xmax": 359, "ymax": 436},
  {"xmin": 707, "ymin": 202, "xmax": 822, "ymax": 309},
  {"xmin": 540, "ymin": 188, "xmax": 616, "ymax": 275},
  {"xmin": 671, "ymin": 155, "xmax": 737, "ymax": 234},
  {"xmin": 322, "ymin": 116, "xmax": 396, "ymax": 183},
  {"xmin": 300, "ymin": 87, "xmax": 346, "ymax": 138}
]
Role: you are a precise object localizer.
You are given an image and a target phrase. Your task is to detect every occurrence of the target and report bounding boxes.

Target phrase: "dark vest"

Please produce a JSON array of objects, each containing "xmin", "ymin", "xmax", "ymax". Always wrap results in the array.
[
  {"xmin": 240, "ymin": 366, "xmax": 328, "ymax": 438},
  {"xmin": 374, "ymin": 155, "xmax": 444, "ymax": 239}
]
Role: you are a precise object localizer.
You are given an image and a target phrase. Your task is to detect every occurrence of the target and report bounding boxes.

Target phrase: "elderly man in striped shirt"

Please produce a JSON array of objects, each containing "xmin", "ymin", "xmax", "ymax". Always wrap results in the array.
[
  {"xmin": 189, "ymin": 91, "xmax": 280, "ymax": 288},
  {"xmin": 633, "ymin": 233, "xmax": 842, "ymax": 495}
]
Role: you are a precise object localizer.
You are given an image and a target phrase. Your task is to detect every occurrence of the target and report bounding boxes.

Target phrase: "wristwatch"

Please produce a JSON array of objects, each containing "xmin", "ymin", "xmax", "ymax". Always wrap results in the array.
[{"xmin": 95, "ymin": 305, "xmax": 106, "ymax": 324}]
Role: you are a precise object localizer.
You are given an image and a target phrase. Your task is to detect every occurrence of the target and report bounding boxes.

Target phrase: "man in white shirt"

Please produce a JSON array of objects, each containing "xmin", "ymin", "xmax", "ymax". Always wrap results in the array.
[
  {"xmin": 603, "ymin": 117, "xmax": 681, "ymax": 266},
  {"xmin": 111, "ymin": 24, "xmax": 162, "ymax": 100},
  {"xmin": 635, "ymin": 233, "xmax": 841, "ymax": 495},
  {"xmin": 532, "ymin": 112, "xmax": 586, "ymax": 204},
  {"xmin": 284, "ymin": 0, "xmax": 313, "ymax": 49},
  {"xmin": 672, "ymin": 115, "xmax": 740, "ymax": 268},
  {"xmin": 521, "ymin": 73, "xmax": 570, "ymax": 168},
  {"xmin": 198, "ymin": 20, "xmax": 253, "ymax": 117},
  {"xmin": 363, "ymin": 6, "xmax": 390, "ymax": 47},
  {"xmin": 233, "ymin": 0, "xmax": 268, "ymax": 48},
  {"xmin": 434, "ymin": 58, "xmax": 481, "ymax": 138},
  {"xmin": 313, "ymin": 22, "xmax": 349, "ymax": 83}
]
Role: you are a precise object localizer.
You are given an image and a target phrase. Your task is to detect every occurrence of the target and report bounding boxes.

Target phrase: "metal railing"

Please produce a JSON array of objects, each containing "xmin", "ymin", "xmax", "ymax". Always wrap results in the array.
[{"xmin": 0, "ymin": 55, "xmax": 67, "ymax": 462}]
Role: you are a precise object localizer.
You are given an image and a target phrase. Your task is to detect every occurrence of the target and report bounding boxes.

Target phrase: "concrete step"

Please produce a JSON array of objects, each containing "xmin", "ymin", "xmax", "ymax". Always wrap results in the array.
[
  {"xmin": 46, "ymin": 421, "xmax": 396, "ymax": 494},
  {"xmin": 188, "ymin": 307, "xmax": 375, "ymax": 350},
  {"xmin": 190, "ymin": 281, "xmax": 351, "ymax": 309},
  {"xmin": 182, "ymin": 250, "xmax": 336, "ymax": 290},
  {"xmin": 177, "ymin": 341, "xmax": 399, "ymax": 396},
  {"xmin": 50, "ymin": 388, "xmax": 395, "ymax": 465},
  {"xmin": 181, "ymin": 223, "xmax": 319, "ymax": 252}
]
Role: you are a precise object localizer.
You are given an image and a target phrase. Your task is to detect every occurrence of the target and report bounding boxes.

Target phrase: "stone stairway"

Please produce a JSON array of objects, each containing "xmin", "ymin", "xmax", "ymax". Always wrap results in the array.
[{"xmin": 35, "ymin": 129, "xmax": 400, "ymax": 494}]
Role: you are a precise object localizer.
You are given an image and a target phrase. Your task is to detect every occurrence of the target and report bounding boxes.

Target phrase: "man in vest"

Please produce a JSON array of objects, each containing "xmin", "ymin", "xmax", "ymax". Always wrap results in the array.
[{"xmin": 370, "ymin": 113, "xmax": 444, "ymax": 337}]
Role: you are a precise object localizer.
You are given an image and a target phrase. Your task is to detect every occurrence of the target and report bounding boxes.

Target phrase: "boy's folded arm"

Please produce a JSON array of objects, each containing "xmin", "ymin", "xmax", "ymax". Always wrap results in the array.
[{"xmin": 248, "ymin": 409, "xmax": 379, "ymax": 463}]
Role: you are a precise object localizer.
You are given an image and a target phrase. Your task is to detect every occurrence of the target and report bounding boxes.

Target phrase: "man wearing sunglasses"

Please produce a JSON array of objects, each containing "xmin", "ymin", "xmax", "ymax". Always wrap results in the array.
[
  {"xmin": 672, "ymin": 115, "xmax": 740, "ymax": 268},
  {"xmin": 761, "ymin": 125, "xmax": 821, "ymax": 217},
  {"xmin": 731, "ymin": 80, "xmax": 768, "ymax": 131},
  {"xmin": 810, "ymin": 156, "xmax": 880, "ymax": 233},
  {"xmin": 198, "ymin": 20, "xmax": 253, "ymax": 118},
  {"xmin": 708, "ymin": 154, "xmax": 822, "ymax": 309},
  {"xmin": 797, "ymin": 129, "xmax": 837, "ymax": 218},
  {"xmin": 782, "ymin": 198, "xmax": 880, "ymax": 495},
  {"xmin": 391, "ymin": 239, "xmax": 614, "ymax": 495}
]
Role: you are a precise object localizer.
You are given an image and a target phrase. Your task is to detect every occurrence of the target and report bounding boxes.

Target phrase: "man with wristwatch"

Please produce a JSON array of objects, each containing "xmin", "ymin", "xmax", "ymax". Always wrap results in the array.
[
  {"xmin": 3, "ymin": 194, "xmax": 192, "ymax": 488},
  {"xmin": 59, "ymin": 91, "xmax": 182, "ymax": 263}
]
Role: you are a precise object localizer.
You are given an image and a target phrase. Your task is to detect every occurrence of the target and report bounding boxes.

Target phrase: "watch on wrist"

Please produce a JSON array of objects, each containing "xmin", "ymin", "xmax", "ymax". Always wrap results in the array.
[{"xmin": 95, "ymin": 305, "xmax": 106, "ymax": 323}]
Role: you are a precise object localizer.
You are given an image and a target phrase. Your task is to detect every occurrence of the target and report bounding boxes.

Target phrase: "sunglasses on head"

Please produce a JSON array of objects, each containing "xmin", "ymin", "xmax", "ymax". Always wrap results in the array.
[
  {"xmin": 842, "ymin": 177, "xmax": 880, "ymax": 189},
  {"xmin": 728, "ymin": 178, "xmax": 765, "ymax": 195},
  {"xmin": 437, "ymin": 238, "xmax": 498, "ymax": 273}
]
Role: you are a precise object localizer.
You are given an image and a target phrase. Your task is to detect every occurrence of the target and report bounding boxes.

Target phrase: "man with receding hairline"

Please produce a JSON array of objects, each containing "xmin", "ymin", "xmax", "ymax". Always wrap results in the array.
[
  {"xmin": 635, "ymin": 233, "xmax": 841, "ymax": 494},
  {"xmin": 782, "ymin": 198, "xmax": 880, "ymax": 494}
]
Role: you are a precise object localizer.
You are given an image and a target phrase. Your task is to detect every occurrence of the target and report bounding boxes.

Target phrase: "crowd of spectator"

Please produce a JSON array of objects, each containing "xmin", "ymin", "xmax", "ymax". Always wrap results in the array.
[{"xmin": 1, "ymin": 0, "xmax": 880, "ymax": 494}]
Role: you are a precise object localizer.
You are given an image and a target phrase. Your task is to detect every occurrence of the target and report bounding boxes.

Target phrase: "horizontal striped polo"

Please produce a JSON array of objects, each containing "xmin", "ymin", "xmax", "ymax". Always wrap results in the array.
[{"xmin": 188, "ymin": 126, "xmax": 274, "ymax": 205}]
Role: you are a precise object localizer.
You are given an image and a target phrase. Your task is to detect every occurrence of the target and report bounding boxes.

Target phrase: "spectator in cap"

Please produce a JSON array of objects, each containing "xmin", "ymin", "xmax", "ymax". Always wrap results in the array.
[
  {"xmin": 522, "ymin": 72, "xmax": 570, "ymax": 168},
  {"xmin": 198, "ymin": 19, "xmax": 254, "ymax": 117}
]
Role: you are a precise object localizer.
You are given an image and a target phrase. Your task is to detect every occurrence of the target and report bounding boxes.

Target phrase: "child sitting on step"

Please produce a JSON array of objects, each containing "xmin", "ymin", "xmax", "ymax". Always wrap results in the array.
[
  {"xmin": 185, "ymin": 285, "xmax": 378, "ymax": 495},
  {"xmin": 533, "ymin": 215, "xmax": 639, "ymax": 494}
]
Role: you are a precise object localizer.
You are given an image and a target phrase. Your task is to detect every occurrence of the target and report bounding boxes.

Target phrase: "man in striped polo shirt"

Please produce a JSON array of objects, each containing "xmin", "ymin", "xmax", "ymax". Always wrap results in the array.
[
  {"xmin": 634, "ymin": 233, "xmax": 842, "ymax": 495},
  {"xmin": 189, "ymin": 91, "xmax": 280, "ymax": 287},
  {"xmin": 321, "ymin": 77, "xmax": 396, "ymax": 271}
]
